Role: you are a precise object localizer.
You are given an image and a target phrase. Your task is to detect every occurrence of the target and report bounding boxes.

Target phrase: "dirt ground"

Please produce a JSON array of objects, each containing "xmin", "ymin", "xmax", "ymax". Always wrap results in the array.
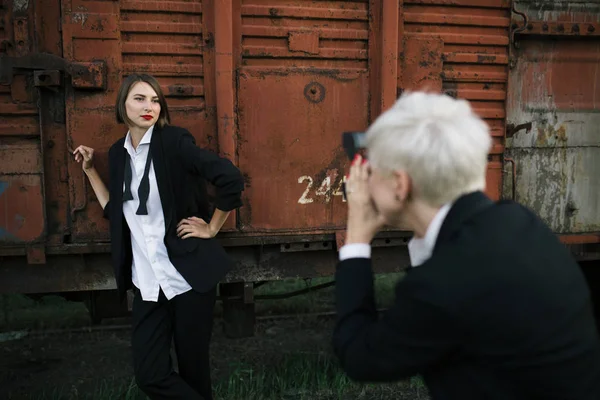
[{"xmin": 0, "ymin": 316, "xmax": 430, "ymax": 400}]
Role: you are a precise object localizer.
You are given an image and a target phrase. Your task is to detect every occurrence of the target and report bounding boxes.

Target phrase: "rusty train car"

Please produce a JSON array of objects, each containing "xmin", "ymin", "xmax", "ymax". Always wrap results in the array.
[{"xmin": 1, "ymin": 0, "xmax": 600, "ymax": 331}]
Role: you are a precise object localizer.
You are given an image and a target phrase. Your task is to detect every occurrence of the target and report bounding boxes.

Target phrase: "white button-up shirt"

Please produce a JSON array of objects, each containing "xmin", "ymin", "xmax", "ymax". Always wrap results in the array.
[
  {"xmin": 123, "ymin": 125, "xmax": 192, "ymax": 302},
  {"xmin": 338, "ymin": 203, "xmax": 452, "ymax": 267}
]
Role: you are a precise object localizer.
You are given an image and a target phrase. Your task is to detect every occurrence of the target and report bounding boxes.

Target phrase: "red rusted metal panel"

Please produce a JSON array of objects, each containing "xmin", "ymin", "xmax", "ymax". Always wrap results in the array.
[
  {"xmin": 506, "ymin": 1, "xmax": 600, "ymax": 236},
  {"xmin": 0, "ymin": 142, "xmax": 45, "ymax": 244},
  {"xmin": 0, "ymin": 176, "xmax": 44, "ymax": 243},
  {"xmin": 238, "ymin": 69, "xmax": 369, "ymax": 231},
  {"xmin": 7, "ymin": 0, "xmax": 600, "ymax": 294},
  {"xmin": 0, "ymin": 1, "xmax": 47, "ymax": 247},
  {"xmin": 214, "ymin": 0, "xmax": 237, "ymax": 231},
  {"xmin": 237, "ymin": 0, "xmax": 369, "ymax": 231},
  {"xmin": 400, "ymin": 34, "xmax": 444, "ymax": 92},
  {"xmin": 402, "ymin": 0, "xmax": 511, "ymax": 200},
  {"xmin": 60, "ymin": 0, "xmax": 120, "ymax": 242}
]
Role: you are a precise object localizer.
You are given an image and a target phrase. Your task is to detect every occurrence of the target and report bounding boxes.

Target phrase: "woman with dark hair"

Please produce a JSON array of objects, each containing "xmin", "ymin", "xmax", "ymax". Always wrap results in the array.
[{"xmin": 73, "ymin": 73, "xmax": 244, "ymax": 399}]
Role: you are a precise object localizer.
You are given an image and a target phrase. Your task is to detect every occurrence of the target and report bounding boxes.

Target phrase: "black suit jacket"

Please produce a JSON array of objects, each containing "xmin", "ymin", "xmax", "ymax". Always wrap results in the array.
[
  {"xmin": 333, "ymin": 191, "xmax": 600, "ymax": 399},
  {"xmin": 103, "ymin": 125, "xmax": 244, "ymax": 300}
]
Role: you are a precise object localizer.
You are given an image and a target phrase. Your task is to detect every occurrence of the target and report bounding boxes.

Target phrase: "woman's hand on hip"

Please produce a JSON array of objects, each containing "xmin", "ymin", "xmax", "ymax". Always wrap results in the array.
[
  {"xmin": 177, "ymin": 217, "xmax": 215, "ymax": 239},
  {"xmin": 345, "ymin": 155, "xmax": 386, "ymax": 244},
  {"xmin": 73, "ymin": 145, "xmax": 96, "ymax": 171}
]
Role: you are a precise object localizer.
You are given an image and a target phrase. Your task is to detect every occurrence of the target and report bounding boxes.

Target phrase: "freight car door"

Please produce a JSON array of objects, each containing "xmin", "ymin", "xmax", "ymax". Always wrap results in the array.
[
  {"xmin": 236, "ymin": 1, "xmax": 370, "ymax": 231},
  {"xmin": 505, "ymin": 1, "xmax": 600, "ymax": 235},
  {"xmin": 61, "ymin": 0, "xmax": 217, "ymax": 242}
]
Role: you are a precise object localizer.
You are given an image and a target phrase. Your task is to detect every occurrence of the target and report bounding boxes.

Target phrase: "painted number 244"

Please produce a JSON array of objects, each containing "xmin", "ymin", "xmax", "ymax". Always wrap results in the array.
[{"xmin": 297, "ymin": 172, "xmax": 346, "ymax": 204}]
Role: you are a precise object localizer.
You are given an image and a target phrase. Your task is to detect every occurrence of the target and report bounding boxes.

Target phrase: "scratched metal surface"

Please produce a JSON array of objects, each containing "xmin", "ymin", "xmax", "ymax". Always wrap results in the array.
[
  {"xmin": 0, "ymin": 0, "xmax": 45, "ymax": 244},
  {"xmin": 505, "ymin": 1, "xmax": 600, "ymax": 233},
  {"xmin": 403, "ymin": 0, "xmax": 511, "ymax": 200},
  {"xmin": 236, "ymin": 1, "xmax": 369, "ymax": 231},
  {"xmin": 1, "ymin": 0, "xmax": 514, "ymax": 246},
  {"xmin": 13, "ymin": 0, "xmax": 600, "ymax": 291}
]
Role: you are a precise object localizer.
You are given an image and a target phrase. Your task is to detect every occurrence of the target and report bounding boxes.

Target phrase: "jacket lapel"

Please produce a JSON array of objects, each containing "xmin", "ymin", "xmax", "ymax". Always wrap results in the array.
[
  {"xmin": 434, "ymin": 191, "xmax": 494, "ymax": 252},
  {"xmin": 110, "ymin": 144, "xmax": 126, "ymax": 265},
  {"xmin": 113, "ymin": 145, "xmax": 126, "ymax": 220},
  {"xmin": 150, "ymin": 125, "xmax": 174, "ymax": 231}
]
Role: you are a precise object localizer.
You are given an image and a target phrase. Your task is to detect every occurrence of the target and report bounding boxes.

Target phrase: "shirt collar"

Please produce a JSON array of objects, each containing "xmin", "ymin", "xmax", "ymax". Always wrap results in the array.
[
  {"xmin": 123, "ymin": 125, "xmax": 155, "ymax": 155},
  {"xmin": 407, "ymin": 202, "xmax": 452, "ymax": 267}
]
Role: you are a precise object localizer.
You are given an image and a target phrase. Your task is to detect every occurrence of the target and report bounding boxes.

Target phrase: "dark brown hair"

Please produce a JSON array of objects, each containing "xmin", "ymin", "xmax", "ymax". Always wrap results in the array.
[{"xmin": 115, "ymin": 73, "xmax": 170, "ymax": 128}]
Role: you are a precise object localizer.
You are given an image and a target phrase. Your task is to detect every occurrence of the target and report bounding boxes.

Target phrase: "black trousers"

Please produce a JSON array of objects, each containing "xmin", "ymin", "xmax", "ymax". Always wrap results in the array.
[{"xmin": 131, "ymin": 286, "xmax": 217, "ymax": 400}]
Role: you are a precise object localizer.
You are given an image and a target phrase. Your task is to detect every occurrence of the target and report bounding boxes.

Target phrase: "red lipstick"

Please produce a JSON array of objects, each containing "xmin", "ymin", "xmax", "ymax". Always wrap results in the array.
[{"xmin": 141, "ymin": 115, "xmax": 153, "ymax": 121}]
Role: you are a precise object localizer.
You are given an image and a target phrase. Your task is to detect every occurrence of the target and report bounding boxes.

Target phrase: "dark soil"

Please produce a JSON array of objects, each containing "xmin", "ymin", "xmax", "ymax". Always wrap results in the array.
[{"xmin": 0, "ymin": 317, "xmax": 429, "ymax": 400}]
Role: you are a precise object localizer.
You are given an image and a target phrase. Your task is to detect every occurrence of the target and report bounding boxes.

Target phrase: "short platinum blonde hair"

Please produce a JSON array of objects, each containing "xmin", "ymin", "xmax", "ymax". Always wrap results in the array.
[{"xmin": 366, "ymin": 91, "xmax": 492, "ymax": 207}]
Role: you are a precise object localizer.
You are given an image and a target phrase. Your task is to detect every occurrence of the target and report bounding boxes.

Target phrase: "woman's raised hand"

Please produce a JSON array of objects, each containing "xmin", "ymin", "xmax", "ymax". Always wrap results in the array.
[{"xmin": 73, "ymin": 145, "xmax": 96, "ymax": 171}]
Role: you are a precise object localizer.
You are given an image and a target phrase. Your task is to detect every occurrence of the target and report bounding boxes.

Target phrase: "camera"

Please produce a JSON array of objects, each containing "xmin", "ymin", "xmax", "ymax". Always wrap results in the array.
[
  {"xmin": 341, "ymin": 131, "xmax": 367, "ymax": 201},
  {"xmin": 342, "ymin": 131, "xmax": 367, "ymax": 161}
]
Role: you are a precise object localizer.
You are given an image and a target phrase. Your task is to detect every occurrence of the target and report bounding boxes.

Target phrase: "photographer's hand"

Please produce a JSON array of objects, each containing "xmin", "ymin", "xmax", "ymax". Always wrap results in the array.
[{"xmin": 345, "ymin": 155, "xmax": 386, "ymax": 245}]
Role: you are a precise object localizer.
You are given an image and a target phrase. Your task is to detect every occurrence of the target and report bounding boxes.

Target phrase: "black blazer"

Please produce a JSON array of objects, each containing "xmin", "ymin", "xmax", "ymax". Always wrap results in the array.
[
  {"xmin": 333, "ymin": 191, "xmax": 600, "ymax": 399},
  {"xmin": 103, "ymin": 125, "xmax": 244, "ymax": 300}
]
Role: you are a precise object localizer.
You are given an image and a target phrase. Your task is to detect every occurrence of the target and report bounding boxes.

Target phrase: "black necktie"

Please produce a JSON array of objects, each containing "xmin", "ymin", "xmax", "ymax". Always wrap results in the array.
[{"xmin": 123, "ymin": 150, "xmax": 153, "ymax": 215}]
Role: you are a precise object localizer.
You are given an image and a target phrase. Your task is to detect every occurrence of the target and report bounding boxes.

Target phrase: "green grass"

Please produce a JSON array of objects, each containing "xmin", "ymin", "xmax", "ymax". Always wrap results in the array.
[
  {"xmin": 251, "ymin": 273, "xmax": 402, "ymax": 316},
  {"xmin": 1, "ymin": 273, "xmax": 404, "ymax": 331},
  {"xmin": 31, "ymin": 354, "xmax": 427, "ymax": 400},
  {"xmin": 0, "ymin": 294, "xmax": 90, "ymax": 332},
  {"xmin": 2, "ymin": 273, "xmax": 426, "ymax": 400}
]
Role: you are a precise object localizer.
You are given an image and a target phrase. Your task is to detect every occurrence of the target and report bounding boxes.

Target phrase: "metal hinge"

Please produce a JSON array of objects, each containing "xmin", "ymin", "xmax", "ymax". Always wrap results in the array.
[{"xmin": 506, "ymin": 122, "xmax": 533, "ymax": 139}]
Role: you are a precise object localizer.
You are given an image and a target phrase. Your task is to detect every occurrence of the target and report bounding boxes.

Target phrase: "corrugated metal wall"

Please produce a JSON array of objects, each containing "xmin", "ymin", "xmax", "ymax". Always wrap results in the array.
[
  {"xmin": 401, "ymin": 0, "xmax": 510, "ymax": 201},
  {"xmin": 120, "ymin": 0, "xmax": 215, "ymax": 151}
]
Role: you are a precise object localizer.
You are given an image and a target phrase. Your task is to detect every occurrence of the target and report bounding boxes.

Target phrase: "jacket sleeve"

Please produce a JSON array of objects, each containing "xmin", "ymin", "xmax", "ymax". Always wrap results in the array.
[
  {"xmin": 103, "ymin": 201, "xmax": 111, "ymax": 220},
  {"xmin": 102, "ymin": 143, "xmax": 118, "ymax": 221},
  {"xmin": 177, "ymin": 131, "xmax": 244, "ymax": 212},
  {"xmin": 333, "ymin": 258, "xmax": 459, "ymax": 382}
]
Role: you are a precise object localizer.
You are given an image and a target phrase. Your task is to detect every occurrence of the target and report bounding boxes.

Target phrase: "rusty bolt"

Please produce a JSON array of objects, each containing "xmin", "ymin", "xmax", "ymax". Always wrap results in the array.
[
  {"xmin": 511, "ymin": 23, "xmax": 518, "ymax": 29},
  {"xmin": 47, "ymin": 140, "xmax": 55, "ymax": 149},
  {"xmin": 542, "ymin": 23, "xmax": 549, "ymax": 31},
  {"xmin": 589, "ymin": 25, "xmax": 596, "ymax": 33},
  {"xmin": 572, "ymin": 24, "xmax": 580, "ymax": 33},
  {"xmin": 527, "ymin": 24, "xmax": 533, "ymax": 31},
  {"xmin": 558, "ymin": 24, "xmax": 565, "ymax": 32}
]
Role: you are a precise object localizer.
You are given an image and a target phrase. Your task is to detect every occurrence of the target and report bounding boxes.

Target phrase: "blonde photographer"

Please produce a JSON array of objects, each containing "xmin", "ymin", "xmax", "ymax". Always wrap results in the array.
[{"xmin": 333, "ymin": 91, "xmax": 600, "ymax": 399}]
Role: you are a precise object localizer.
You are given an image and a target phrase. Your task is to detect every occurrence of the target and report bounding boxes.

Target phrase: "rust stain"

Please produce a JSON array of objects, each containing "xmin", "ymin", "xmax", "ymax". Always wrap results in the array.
[
  {"xmin": 477, "ymin": 55, "xmax": 497, "ymax": 63},
  {"xmin": 536, "ymin": 124, "xmax": 568, "ymax": 147},
  {"xmin": 242, "ymin": 173, "xmax": 252, "ymax": 188}
]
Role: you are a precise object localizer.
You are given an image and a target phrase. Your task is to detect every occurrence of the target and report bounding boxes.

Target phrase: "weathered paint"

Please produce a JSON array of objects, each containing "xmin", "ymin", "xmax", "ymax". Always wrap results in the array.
[
  {"xmin": 506, "ymin": 1, "xmax": 600, "ymax": 234},
  {"xmin": 2, "ymin": 0, "xmax": 600, "ymax": 294},
  {"xmin": 0, "ymin": 176, "xmax": 45, "ymax": 242},
  {"xmin": 402, "ymin": 0, "xmax": 511, "ymax": 200},
  {"xmin": 0, "ymin": 0, "xmax": 47, "ymax": 249}
]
